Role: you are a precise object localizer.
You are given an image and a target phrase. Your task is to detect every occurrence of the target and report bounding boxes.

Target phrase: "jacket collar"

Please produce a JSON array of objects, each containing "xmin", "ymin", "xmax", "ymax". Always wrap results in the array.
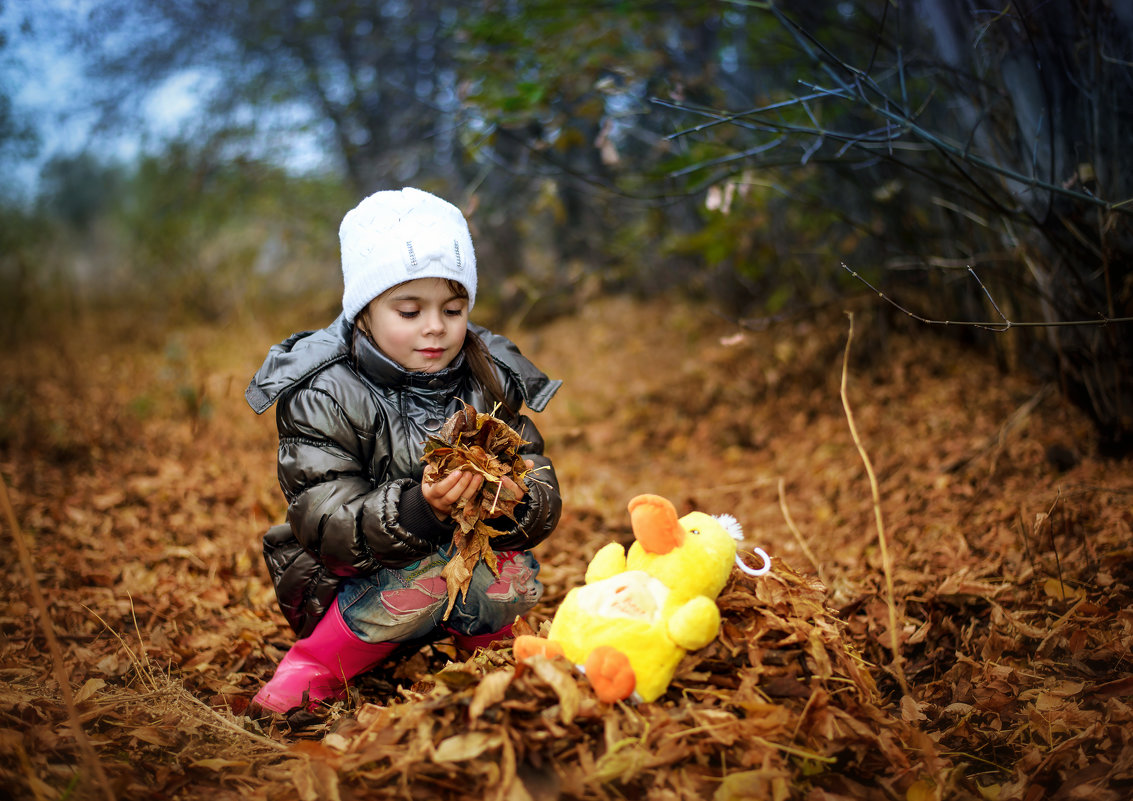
[
  {"xmin": 246, "ymin": 315, "xmax": 560, "ymax": 415},
  {"xmin": 351, "ymin": 325, "xmax": 467, "ymax": 396},
  {"xmin": 244, "ymin": 315, "xmax": 353, "ymax": 414}
]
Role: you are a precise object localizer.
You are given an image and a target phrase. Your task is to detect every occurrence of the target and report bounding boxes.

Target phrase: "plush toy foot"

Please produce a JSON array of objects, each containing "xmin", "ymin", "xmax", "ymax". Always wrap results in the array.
[
  {"xmin": 513, "ymin": 635, "xmax": 564, "ymax": 662},
  {"xmin": 585, "ymin": 645, "xmax": 636, "ymax": 703}
]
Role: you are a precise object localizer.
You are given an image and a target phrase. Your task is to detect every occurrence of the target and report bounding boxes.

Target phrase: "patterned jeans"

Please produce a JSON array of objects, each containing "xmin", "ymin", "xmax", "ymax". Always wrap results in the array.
[{"xmin": 337, "ymin": 548, "xmax": 542, "ymax": 643}]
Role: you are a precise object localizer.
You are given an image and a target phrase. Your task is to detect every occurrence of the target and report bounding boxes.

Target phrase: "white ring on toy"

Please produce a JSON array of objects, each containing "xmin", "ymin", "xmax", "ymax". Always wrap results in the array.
[{"xmin": 735, "ymin": 547, "xmax": 771, "ymax": 576}]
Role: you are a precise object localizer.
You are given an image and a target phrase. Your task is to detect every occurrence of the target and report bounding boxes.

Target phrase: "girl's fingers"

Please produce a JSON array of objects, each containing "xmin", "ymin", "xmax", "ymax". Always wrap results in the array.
[
  {"xmin": 460, "ymin": 472, "xmax": 485, "ymax": 500},
  {"xmin": 424, "ymin": 470, "xmax": 463, "ymax": 512},
  {"xmin": 430, "ymin": 470, "xmax": 483, "ymax": 506},
  {"xmin": 427, "ymin": 470, "xmax": 458, "ymax": 497},
  {"xmin": 444, "ymin": 472, "xmax": 473, "ymax": 502},
  {"xmin": 425, "ymin": 469, "xmax": 500, "ymax": 518}
]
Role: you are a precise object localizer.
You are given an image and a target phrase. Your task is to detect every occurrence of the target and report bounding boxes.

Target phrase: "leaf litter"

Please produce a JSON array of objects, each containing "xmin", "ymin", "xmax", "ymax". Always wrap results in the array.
[{"xmin": 0, "ymin": 296, "xmax": 1130, "ymax": 800}]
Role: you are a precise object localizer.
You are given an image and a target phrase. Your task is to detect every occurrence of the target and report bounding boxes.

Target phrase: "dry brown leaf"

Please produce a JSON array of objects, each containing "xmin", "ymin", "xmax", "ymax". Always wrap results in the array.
[
  {"xmin": 129, "ymin": 726, "xmax": 178, "ymax": 747},
  {"xmin": 713, "ymin": 768, "xmax": 792, "ymax": 801},
  {"xmin": 440, "ymin": 555, "xmax": 475, "ymax": 621},
  {"xmin": 74, "ymin": 677, "xmax": 106, "ymax": 704},
  {"xmin": 527, "ymin": 656, "xmax": 583, "ymax": 724},
  {"xmin": 469, "ymin": 668, "xmax": 514, "ymax": 720},
  {"xmin": 433, "ymin": 730, "xmax": 503, "ymax": 763},
  {"xmin": 900, "ymin": 695, "xmax": 928, "ymax": 723},
  {"xmin": 1042, "ymin": 578, "xmax": 1086, "ymax": 602}
]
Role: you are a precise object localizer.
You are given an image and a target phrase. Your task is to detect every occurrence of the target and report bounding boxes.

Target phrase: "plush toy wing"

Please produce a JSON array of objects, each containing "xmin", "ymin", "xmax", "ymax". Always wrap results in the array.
[
  {"xmin": 585, "ymin": 542, "xmax": 627, "ymax": 584},
  {"xmin": 666, "ymin": 596, "xmax": 721, "ymax": 651}
]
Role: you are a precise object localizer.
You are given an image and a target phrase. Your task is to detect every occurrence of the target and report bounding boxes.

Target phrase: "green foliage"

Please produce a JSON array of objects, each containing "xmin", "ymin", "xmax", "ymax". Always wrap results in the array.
[
  {"xmin": 0, "ymin": 201, "xmax": 55, "ymax": 338},
  {"xmin": 38, "ymin": 152, "xmax": 122, "ymax": 230},
  {"xmin": 457, "ymin": 1, "xmax": 670, "ymax": 122},
  {"xmin": 0, "ymin": 7, "xmax": 40, "ymax": 196},
  {"xmin": 100, "ymin": 143, "xmax": 352, "ymax": 318},
  {"xmin": 4, "ymin": 137, "xmax": 352, "ymax": 326}
]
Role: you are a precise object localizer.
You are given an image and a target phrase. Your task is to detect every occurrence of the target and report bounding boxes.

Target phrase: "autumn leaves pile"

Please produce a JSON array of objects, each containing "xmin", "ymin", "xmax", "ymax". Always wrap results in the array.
[{"xmin": 3, "ymin": 297, "xmax": 1132, "ymax": 800}]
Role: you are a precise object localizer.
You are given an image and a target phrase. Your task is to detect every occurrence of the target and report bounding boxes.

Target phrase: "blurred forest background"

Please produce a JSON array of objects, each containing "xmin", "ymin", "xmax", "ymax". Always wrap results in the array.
[
  {"xmin": 4, "ymin": 4, "xmax": 1133, "ymax": 798},
  {"xmin": 2, "ymin": 0, "xmax": 1132, "ymax": 451}
]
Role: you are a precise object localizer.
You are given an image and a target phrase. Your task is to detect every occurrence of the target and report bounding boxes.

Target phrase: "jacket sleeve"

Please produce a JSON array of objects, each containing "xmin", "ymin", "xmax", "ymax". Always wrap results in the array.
[
  {"xmin": 484, "ymin": 410, "xmax": 563, "ymax": 552},
  {"xmin": 275, "ymin": 384, "xmax": 453, "ymax": 575},
  {"xmin": 262, "ymin": 524, "xmax": 340, "ymax": 636}
]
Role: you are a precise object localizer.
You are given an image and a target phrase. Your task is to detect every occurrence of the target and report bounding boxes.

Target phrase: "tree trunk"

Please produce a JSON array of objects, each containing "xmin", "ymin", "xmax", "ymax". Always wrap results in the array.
[{"xmin": 917, "ymin": 0, "xmax": 1133, "ymax": 452}]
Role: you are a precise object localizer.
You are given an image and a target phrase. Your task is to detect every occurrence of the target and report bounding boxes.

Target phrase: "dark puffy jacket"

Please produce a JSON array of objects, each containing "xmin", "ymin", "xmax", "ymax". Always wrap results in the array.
[{"xmin": 245, "ymin": 315, "xmax": 562, "ymax": 636}]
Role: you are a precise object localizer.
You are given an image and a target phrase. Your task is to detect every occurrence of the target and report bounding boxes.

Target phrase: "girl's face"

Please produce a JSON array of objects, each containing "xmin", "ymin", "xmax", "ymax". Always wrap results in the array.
[{"xmin": 359, "ymin": 277, "xmax": 469, "ymax": 373}]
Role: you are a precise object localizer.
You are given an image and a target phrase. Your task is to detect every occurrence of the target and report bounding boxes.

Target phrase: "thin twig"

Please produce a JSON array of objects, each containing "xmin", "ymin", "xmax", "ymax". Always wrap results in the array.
[
  {"xmin": 1018, "ymin": 512, "xmax": 1039, "ymax": 594},
  {"xmin": 489, "ymin": 480, "xmax": 503, "ymax": 516},
  {"xmin": 842, "ymin": 262, "xmax": 1133, "ymax": 329},
  {"xmin": 1, "ymin": 472, "xmax": 118, "ymax": 801},
  {"xmin": 1040, "ymin": 490, "xmax": 1067, "ymax": 600},
  {"xmin": 839, "ymin": 313, "xmax": 908, "ymax": 696},
  {"xmin": 82, "ymin": 602, "xmax": 159, "ymax": 693},
  {"xmin": 776, "ymin": 478, "xmax": 826, "ymax": 586},
  {"xmin": 179, "ymin": 692, "xmax": 289, "ymax": 753},
  {"xmin": 660, "ymin": 6, "xmax": 1133, "ymax": 216}
]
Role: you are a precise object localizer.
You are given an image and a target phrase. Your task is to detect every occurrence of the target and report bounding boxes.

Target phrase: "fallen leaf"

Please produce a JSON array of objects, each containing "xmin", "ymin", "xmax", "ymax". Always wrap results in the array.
[
  {"xmin": 433, "ymin": 730, "xmax": 503, "ymax": 762},
  {"xmin": 901, "ymin": 694, "xmax": 928, "ymax": 722},
  {"xmin": 469, "ymin": 668, "xmax": 514, "ymax": 720},
  {"xmin": 529, "ymin": 656, "xmax": 582, "ymax": 724},
  {"xmin": 129, "ymin": 726, "xmax": 177, "ymax": 747},
  {"xmin": 1043, "ymin": 578, "xmax": 1086, "ymax": 602},
  {"xmin": 74, "ymin": 677, "xmax": 106, "ymax": 704},
  {"xmin": 906, "ymin": 778, "xmax": 939, "ymax": 801}
]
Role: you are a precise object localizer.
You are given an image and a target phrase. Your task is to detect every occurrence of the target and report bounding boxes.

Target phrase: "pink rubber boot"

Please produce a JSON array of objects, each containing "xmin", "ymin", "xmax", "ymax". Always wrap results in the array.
[
  {"xmin": 252, "ymin": 601, "xmax": 397, "ymax": 714},
  {"xmin": 448, "ymin": 623, "xmax": 514, "ymax": 654}
]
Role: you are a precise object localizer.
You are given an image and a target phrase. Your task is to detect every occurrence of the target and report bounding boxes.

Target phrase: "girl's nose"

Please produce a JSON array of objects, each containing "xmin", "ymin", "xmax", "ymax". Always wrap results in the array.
[{"xmin": 423, "ymin": 309, "xmax": 446, "ymax": 334}]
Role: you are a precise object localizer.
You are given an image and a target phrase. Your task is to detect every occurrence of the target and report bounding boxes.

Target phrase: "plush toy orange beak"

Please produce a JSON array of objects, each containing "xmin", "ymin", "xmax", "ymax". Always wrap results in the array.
[{"xmin": 627, "ymin": 494, "xmax": 685, "ymax": 554}]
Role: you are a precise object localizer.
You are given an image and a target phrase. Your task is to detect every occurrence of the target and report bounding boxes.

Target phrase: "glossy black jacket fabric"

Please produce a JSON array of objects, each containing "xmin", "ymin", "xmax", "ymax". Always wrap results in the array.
[{"xmin": 245, "ymin": 315, "xmax": 562, "ymax": 636}]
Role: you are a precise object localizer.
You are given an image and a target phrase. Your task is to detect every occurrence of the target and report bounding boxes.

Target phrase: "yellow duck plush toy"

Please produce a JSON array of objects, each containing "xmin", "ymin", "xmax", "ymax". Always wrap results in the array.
[{"xmin": 514, "ymin": 494, "xmax": 769, "ymax": 703}]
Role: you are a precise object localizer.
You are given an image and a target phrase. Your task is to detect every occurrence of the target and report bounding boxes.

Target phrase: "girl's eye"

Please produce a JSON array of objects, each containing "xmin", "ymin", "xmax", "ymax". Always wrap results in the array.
[
  {"xmin": 445, "ymin": 307, "xmax": 465, "ymax": 317},
  {"xmin": 398, "ymin": 310, "xmax": 420, "ymax": 319}
]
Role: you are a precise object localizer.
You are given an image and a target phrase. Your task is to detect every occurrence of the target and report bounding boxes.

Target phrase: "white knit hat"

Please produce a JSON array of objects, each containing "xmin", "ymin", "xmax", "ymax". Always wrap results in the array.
[{"xmin": 340, "ymin": 187, "xmax": 477, "ymax": 323}]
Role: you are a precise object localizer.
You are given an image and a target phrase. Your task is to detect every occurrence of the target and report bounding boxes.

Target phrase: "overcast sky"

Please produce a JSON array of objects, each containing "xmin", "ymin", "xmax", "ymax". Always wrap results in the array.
[
  {"xmin": 2, "ymin": 1, "xmax": 329, "ymax": 199},
  {"xmin": 2, "ymin": 1, "xmax": 201, "ymax": 196}
]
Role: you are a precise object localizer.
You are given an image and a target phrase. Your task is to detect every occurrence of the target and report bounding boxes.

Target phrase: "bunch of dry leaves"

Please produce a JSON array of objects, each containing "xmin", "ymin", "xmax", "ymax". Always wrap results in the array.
[{"xmin": 421, "ymin": 400, "xmax": 540, "ymax": 617}]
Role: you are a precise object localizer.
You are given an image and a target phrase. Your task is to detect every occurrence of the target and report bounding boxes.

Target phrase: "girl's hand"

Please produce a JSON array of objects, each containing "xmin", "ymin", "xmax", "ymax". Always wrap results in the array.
[
  {"xmin": 484, "ymin": 459, "xmax": 535, "ymax": 519},
  {"xmin": 423, "ymin": 469, "xmax": 484, "ymax": 520}
]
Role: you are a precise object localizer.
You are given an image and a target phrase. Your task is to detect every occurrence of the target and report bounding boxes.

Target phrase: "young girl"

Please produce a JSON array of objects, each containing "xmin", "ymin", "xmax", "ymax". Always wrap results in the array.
[{"xmin": 244, "ymin": 187, "xmax": 562, "ymax": 715}]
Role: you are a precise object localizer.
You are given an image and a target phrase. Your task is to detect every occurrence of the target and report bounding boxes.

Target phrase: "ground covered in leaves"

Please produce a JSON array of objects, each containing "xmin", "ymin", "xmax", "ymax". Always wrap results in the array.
[{"xmin": 1, "ymin": 295, "xmax": 1131, "ymax": 801}]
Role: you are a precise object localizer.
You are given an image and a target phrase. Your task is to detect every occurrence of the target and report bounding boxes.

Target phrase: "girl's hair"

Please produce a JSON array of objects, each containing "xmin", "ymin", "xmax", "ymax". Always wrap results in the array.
[
  {"xmin": 356, "ymin": 278, "xmax": 513, "ymax": 417},
  {"xmin": 463, "ymin": 327, "xmax": 513, "ymax": 418},
  {"xmin": 444, "ymin": 280, "xmax": 513, "ymax": 417}
]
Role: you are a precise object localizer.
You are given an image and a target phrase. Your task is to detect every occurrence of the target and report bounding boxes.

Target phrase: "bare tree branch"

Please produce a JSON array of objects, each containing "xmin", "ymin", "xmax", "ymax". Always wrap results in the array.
[{"xmin": 842, "ymin": 262, "xmax": 1133, "ymax": 330}]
